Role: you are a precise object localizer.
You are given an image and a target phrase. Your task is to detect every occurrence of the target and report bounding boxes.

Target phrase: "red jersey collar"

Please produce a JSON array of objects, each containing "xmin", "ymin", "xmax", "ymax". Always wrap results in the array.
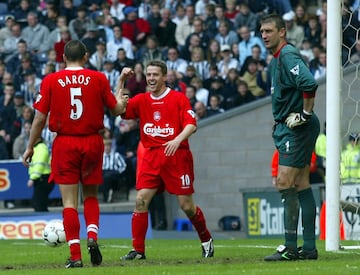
[{"xmin": 273, "ymin": 42, "xmax": 287, "ymax": 58}]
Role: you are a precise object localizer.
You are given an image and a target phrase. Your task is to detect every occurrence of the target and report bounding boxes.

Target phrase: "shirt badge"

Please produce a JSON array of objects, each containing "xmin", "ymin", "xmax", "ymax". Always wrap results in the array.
[{"xmin": 290, "ymin": 64, "xmax": 299, "ymax": 75}]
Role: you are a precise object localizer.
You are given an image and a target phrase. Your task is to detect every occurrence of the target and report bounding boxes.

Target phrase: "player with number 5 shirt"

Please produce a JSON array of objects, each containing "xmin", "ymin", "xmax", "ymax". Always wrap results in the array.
[{"xmin": 22, "ymin": 40, "xmax": 128, "ymax": 268}]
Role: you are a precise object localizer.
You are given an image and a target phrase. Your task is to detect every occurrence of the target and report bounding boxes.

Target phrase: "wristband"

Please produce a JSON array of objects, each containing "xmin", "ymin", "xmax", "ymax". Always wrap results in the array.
[{"xmin": 302, "ymin": 109, "xmax": 312, "ymax": 120}]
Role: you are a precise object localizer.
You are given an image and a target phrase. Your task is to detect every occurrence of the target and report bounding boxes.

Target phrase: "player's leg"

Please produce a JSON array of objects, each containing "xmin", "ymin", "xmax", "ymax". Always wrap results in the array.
[
  {"xmin": 59, "ymin": 183, "xmax": 83, "ymax": 267},
  {"xmin": 81, "ymin": 135, "xmax": 105, "ymax": 266},
  {"xmin": 296, "ymin": 167, "xmax": 318, "ymax": 260},
  {"xmin": 82, "ymin": 184, "xmax": 102, "ymax": 266},
  {"xmin": 122, "ymin": 187, "xmax": 157, "ymax": 260},
  {"xmin": 177, "ymin": 194, "xmax": 214, "ymax": 257},
  {"xmin": 264, "ymin": 165, "xmax": 300, "ymax": 261}
]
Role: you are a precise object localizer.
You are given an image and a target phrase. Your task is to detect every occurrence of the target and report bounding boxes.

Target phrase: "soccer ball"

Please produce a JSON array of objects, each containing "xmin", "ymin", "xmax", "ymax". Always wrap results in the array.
[{"xmin": 42, "ymin": 221, "xmax": 66, "ymax": 247}]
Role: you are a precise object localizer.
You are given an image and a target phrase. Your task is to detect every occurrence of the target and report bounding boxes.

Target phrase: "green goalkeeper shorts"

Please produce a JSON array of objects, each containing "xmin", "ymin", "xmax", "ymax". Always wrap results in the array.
[{"xmin": 273, "ymin": 114, "xmax": 320, "ymax": 168}]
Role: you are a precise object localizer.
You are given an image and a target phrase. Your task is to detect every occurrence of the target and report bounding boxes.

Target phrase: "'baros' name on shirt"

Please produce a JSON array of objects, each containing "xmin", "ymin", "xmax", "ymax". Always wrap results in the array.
[{"xmin": 57, "ymin": 75, "xmax": 91, "ymax": 87}]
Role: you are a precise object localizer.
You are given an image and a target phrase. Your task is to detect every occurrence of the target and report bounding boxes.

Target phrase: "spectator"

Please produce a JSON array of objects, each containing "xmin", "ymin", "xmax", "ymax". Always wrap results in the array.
[
  {"xmin": 314, "ymin": 122, "xmax": 326, "ymax": 183},
  {"xmin": 227, "ymin": 79, "xmax": 255, "ymax": 109},
  {"xmin": 234, "ymin": 3, "xmax": 258, "ymax": 34},
  {"xmin": 97, "ymin": 2, "xmax": 120, "ymax": 43},
  {"xmin": 22, "ymin": 12, "xmax": 51, "ymax": 55},
  {"xmin": 206, "ymin": 94, "xmax": 224, "ymax": 117},
  {"xmin": 59, "ymin": 0, "xmax": 77, "ymax": 23},
  {"xmin": 294, "ymin": 3, "xmax": 309, "ymax": 28},
  {"xmin": 207, "ymin": 4, "xmax": 234, "ymax": 39},
  {"xmin": 180, "ymin": 33, "xmax": 201, "ymax": 62},
  {"xmin": 189, "ymin": 46, "xmax": 210, "ymax": 81},
  {"xmin": 13, "ymin": 0, "xmax": 36, "ymax": 29},
  {"xmin": 238, "ymin": 25, "xmax": 267, "ymax": 68},
  {"xmin": 230, "ymin": 42, "xmax": 240, "ymax": 61},
  {"xmin": 224, "ymin": 0, "xmax": 239, "ymax": 23},
  {"xmin": 48, "ymin": 16, "xmax": 68, "ymax": 50},
  {"xmin": 214, "ymin": 20, "xmax": 239, "ymax": 49},
  {"xmin": 125, "ymin": 62, "xmax": 147, "ymax": 97},
  {"xmin": 20, "ymin": 69, "xmax": 42, "ymax": 107},
  {"xmin": 165, "ymin": 47, "xmax": 188, "ymax": 79},
  {"xmin": 241, "ymin": 58, "xmax": 267, "ymax": 98},
  {"xmin": 182, "ymin": 64, "xmax": 197, "ymax": 86},
  {"xmin": 175, "ymin": 4, "xmax": 196, "ymax": 50},
  {"xmin": 171, "ymin": 3, "xmax": 186, "ymax": 26},
  {"xmin": 26, "ymin": 135, "xmax": 54, "ymax": 212},
  {"xmin": 12, "ymin": 119, "xmax": 31, "ymax": 160},
  {"xmin": 300, "ymin": 39, "xmax": 315, "ymax": 65},
  {"xmin": 185, "ymin": 17, "xmax": 210, "ymax": 53},
  {"xmin": 217, "ymin": 44, "xmax": 239, "ymax": 79},
  {"xmin": 316, "ymin": 0, "xmax": 327, "ymax": 42},
  {"xmin": 203, "ymin": 64, "xmax": 224, "ymax": 90},
  {"xmin": 81, "ymin": 23, "xmax": 106, "ymax": 56},
  {"xmin": 195, "ymin": 0, "xmax": 216, "ymax": 21},
  {"xmin": 107, "ymin": 24, "xmax": 134, "ymax": 61},
  {"xmin": 68, "ymin": 4, "xmax": 94, "ymax": 40},
  {"xmin": 308, "ymin": 44, "xmax": 324, "ymax": 75},
  {"xmin": 304, "ymin": 14, "xmax": 322, "ymax": 48},
  {"xmin": 138, "ymin": 0, "xmax": 152, "ymax": 21},
  {"xmin": 166, "ymin": 69, "xmax": 187, "ymax": 94},
  {"xmin": 185, "ymin": 84, "xmax": 198, "ymax": 109},
  {"xmin": 138, "ymin": 35, "xmax": 163, "ymax": 69},
  {"xmin": 0, "ymin": 15, "xmax": 16, "ymax": 56},
  {"xmin": 11, "ymin": 104, "xmax": 34, "ymax": 143},
  {"xmin": 14, "ymin": 56, "xmax": 39, "ymax": 91},
  {"xmin": 147, "ymin": 2, "xmax": 162, "ymax": 34},
  {"xmin": 113, "ymin": 48, "xmax": 136, "ymax": 73},
  {"xmin": 100, "ymin": 138, "xmax": 127, "ymax": 203},
  {"xmin": 207, "ymin": 78, "xmax": 227, "ymax": 106},
  {"xmin": 341, "ymin": 133, "xmax": 360, "ymax": 184},
  {"xmin": 115, "ymin": 118, "xmax": 140, "ymax": 191},
  {"xmin": 54, "ymin": 26, "xmax": 72, "ymax": 64},
  {"xmin": 42, "ymin": 5, "xmax": 59, "ymax": 32},
  {"xmin": 313, "ymin": 50, "xmax": 326, "ymax": 80},
  {"xmin": 282, "ymin": 11, "xmax": 304, "ymax": 49},
  {"xmin": 155, "ymin": 8, "xmax": 177, "ymax": 52},
  {"xmin": 121, "ymin": 6, "xmax": 151, "ymax": 51},
  {"xmin": 203, "ymin": 3, "xmax": 216, "ymax": 36},
  {"xmin": 194, "ymin": 101, "xmax": 208, "ymax": 120},
  {"xmin": 109, "ymin": 0, "xmax": 126, "ymax": 22},
  {"xmin": 240, "ymin": 44, "xmax": 267, "ymax": 76},
  {"xmin": 89, "ymin": 38, "xmax": 110, "ymax": 71},
  {"xmin": 190, "ymin": 76, "xmax": 209, "ymax": 106},
  {"xmin": 102, "ymin": 59, "xmax": 119, "ymax": 91},
  {"xmin": 2, "ymin": 23, "xmax": 23, "ymax": 62}
]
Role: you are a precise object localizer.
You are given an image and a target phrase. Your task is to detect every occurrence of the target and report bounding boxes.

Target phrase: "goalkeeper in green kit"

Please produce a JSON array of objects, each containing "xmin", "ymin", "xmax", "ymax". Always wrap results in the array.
[{"xmin": 260, "ymin": 14, "xmax": 320, "ymax": 261}]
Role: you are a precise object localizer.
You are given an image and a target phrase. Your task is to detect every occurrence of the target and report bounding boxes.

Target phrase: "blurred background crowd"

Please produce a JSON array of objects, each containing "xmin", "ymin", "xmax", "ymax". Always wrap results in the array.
[{"xmin": 0, "ymin": 0, "xmax": 359, "ymax": 209}]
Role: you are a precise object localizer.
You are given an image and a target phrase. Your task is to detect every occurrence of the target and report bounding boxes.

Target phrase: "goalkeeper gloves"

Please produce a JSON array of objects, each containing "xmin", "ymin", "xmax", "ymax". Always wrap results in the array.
[{"xmin": 285, "ymin": 110, "xmax": 312, "ymax": 129}]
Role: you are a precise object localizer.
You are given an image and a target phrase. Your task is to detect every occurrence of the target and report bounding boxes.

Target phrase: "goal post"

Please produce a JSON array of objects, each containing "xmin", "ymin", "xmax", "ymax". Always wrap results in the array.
[{"xmin": 325, "ymin": 0, "xmax": 342, "ymax": 251}]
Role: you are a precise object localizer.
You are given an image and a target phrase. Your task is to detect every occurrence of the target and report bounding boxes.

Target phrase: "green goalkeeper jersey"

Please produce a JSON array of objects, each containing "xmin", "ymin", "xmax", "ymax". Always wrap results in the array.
[{"xmin": 269, "ymin": 44, "xmax": 318, "ymax": 122}]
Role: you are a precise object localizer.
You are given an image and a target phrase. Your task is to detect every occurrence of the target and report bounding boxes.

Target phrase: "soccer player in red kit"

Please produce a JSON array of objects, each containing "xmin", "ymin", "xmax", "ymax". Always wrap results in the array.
[
  {"xmin": 22, "ymin": 40, "xmax": 128, "ymax": 268},
  {"xmin": 118, "ymin": 61, "xmax": 214, "ymax": 260}
]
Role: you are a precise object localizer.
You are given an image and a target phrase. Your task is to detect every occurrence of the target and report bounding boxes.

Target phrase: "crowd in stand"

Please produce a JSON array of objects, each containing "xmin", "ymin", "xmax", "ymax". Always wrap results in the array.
[{"xmin": 0, "ymin": 0, "xmax": 359, "ymax": 207}]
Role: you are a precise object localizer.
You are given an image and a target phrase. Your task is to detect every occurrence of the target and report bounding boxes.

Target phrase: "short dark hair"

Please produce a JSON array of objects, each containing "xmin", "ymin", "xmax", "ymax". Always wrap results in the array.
[
  {"xmin": 260, "ymin": 13, "xmax": 286, "ymax": 31},
  {"xmin": 64, "ymin": 40, "xmax": 87, "ymax": 62},
  {"xmin": 146, "ymin": 60, "xmax": 167, "ymax": 76}
]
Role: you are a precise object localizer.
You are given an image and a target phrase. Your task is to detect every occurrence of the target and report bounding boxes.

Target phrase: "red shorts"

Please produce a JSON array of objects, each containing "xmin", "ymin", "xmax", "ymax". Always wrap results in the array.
[
  {"xmin": 49, "ymin": 134, "xmax": 104, "ymax": 185},
  {"xmin": 137, "ymin": 147, "xmax": 195, "ymax": 195}
]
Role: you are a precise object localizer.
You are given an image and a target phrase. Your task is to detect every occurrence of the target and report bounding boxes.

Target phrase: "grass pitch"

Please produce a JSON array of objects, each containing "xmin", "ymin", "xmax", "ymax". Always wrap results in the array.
[{"xmin": 1, "ymin": 238, "xmax": 360, "ymax": 274}]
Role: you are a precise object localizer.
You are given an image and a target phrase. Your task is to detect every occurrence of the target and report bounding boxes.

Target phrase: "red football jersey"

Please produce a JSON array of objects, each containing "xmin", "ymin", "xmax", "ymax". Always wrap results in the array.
[
  {"xmin": 123, "ymin": 88, "xmax": 197, "ymax": 148},
  {"xmin": 34, "ymin": 68, "xmax": 117, "ymax": 135}
]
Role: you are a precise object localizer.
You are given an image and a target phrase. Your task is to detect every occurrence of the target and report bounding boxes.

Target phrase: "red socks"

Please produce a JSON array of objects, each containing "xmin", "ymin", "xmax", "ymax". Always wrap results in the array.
[
  {"xmin": 63, "ymin": 207, "xmax": 81, "ymax": 261},
  {"xmin": 84, "ymin": 197, "xmax": 99, "ymax": 241},
  {"xmin": 131, "ymin": 212, "xmax": 149, "ymax": 254},
  {"xmin": 189, "ymin": 206, "xmax": 212, "ymax": 243}
]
